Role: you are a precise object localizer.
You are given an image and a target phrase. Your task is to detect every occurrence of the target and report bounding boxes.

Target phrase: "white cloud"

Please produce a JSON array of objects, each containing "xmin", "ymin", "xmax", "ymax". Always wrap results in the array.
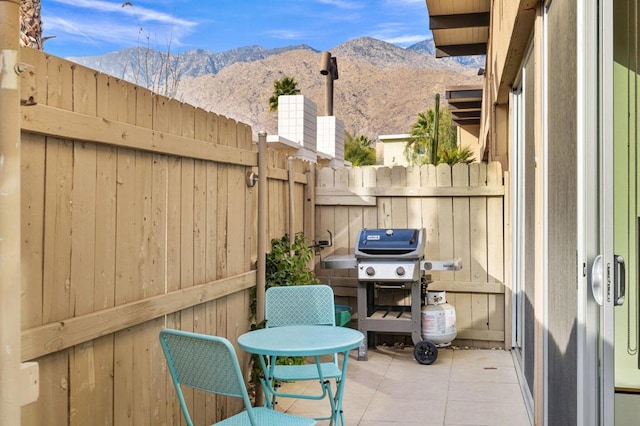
[
  {"xmin": 50, "ymin": 0, "xmax": 197, "ymax": 28},
  {"xmin": 43, "ymin": 0, "xmax": 198, "ymax": 51},
  {"xmin": 380, "ymin": 34, "xmax": 429, "ymax": 45},
  {"xmin": 316, "ymin": 0, "xmax": 363, "ymax": 9},
  {"xmin": 384, "ymin": 0, "xmax": 424, "ymax": 5},
  {"xmin": 45, "ymin": 16, "xmax": 142, "ymax": 48},
  {"xmin": 265, "ymin": 29, "xmax": 307, "ymax": 40}
]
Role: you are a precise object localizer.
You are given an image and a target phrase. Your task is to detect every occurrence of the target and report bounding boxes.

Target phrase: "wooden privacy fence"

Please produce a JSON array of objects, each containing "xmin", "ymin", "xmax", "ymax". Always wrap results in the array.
[
  {"xmin": 18, "ymin": 47, "xmax": 311, "ymax": 425},
  {"xmin": 314, "ymin": 162, "xmax": 508, "ymax": 349}
]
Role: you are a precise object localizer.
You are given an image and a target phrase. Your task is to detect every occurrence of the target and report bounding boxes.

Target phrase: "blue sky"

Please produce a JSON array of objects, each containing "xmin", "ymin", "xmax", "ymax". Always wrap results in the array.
[{"xmin": 41, "ymin": 0, "xmax": 432, "ymax": 58}]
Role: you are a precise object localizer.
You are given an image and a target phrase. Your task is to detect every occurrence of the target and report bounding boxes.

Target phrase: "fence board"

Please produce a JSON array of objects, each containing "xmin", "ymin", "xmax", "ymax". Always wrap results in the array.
[
  {"xmin": 470, "ymin": 163, "xmax": 489, "ymax": 283},
  {"xmin": 113, "ymin": 146, "xmax": 137, "ymax": 425},
  {"xmin": 72, "ymin": 63, "xmax": 97, "ymax": 116},
  {"xmin": 421, "ymin": 164, "xmax": 440, "ymax": 281},
  {"xmin": 406, "ymin": 166, "xmax": 423, "ymax": 230},
  {"xmin": 391, "ymin": 166, "xmax": 408, "ymax": 228},
  {"xmin": 376, "ymin": 167, "xmax": 393, "ymax": 228},
  {"xmin": 43, "ymin": 138, "xmax": 73, "ymax": 322},
  {"xmin": 21, "ymin": 272, "xmax": 256, "ymax": 362},
  {"xmin": 436, "ymin": 164, "xmax": 455, "ymax": 282},
  {"xmin": 71, "ymin": 144, "xmax": 96, "ymax": 315},
  {"xmin": 317, "ymin": 168, "xmax": 337, "ymax": 279},
  {"xmin": 21, "ymin": 104, "xmax": 257, "ymax": 166},
  {"xmin": 193, "ymin": 159, "xmax": 208, "ymax": 424},
  {"xmin": 487, "ymin": 162, "xmax": 504, "ymax": 283},
  {"xmin": 362, "ymin": 167, "xmax": 378, "ymax": 229},
  {"xmin": 91, "ymin": 72, "xmax": 118, "ymax": 426},
  {"xmin": 21, "ymin": 133, "xmax": 45, "ymax": 329},
  {"xmin": 347, "ymin": 168, "xmax": 364, "ymax": 280},
  {"xmin": 180, "ymin": 158, "xmax": 196, "ymax": 331},
  {"xmin": 46, "ymin": 54, "xmax": 72, "ymax": 110},
  {"xmin": 69, "ymin": 141, "xmax": 97, "ymax": 426},
  {"xmin": 453, "ymin": 164, "xmax": 471, "ymax": 283}
]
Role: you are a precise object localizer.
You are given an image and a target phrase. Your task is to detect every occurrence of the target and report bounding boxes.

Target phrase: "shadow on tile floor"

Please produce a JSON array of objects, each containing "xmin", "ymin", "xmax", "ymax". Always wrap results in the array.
[{"xmin": 276, "ymin": 345, "xmax": 531, "ymax": 426}]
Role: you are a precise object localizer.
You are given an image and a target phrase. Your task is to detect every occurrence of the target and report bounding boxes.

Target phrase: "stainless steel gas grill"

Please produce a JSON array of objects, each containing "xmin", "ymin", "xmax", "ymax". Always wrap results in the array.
[{"xmin": 322, "ymin": 227, "xmax": 461, "ymax": 365}]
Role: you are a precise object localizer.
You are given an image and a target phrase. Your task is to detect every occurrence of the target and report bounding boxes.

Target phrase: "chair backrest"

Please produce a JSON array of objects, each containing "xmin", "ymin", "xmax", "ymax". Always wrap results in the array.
[
  {"xmin": 265, "ymin": 284, "xmax": 336, "ymax": 328},
  {"xmin": 159, "ymin": 329, "xmax": 256, "ymax": 425}
]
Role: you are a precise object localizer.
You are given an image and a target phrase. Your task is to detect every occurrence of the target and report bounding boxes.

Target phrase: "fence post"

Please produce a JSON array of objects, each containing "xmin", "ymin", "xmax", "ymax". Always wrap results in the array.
[
  {"xmin": 256, "ymin": 132, "xmax": 268, "ymax": 324},
  {"xmin": 288, "ymin": 156, "xmax": 295, "ymax": 255},
  {"xmin": 1, "ymin": 1, "xmax": 38, "ymax": 422}
]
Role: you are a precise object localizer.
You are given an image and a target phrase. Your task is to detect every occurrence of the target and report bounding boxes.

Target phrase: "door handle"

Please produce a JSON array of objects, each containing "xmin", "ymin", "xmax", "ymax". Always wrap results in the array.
[
  {"xmin": 591, "ymin": 255, "xmax": 604, "ymax": 306},
  {"xmin": 614, "ymin": 254, "xmax": 625, "ymax": 306}
]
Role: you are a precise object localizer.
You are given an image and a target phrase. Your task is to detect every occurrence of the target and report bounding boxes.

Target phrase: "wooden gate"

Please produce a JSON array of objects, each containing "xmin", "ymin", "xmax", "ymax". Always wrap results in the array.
[{"xmin": 18, "ymin": 47, "xmax": 311, "ymax": 425}]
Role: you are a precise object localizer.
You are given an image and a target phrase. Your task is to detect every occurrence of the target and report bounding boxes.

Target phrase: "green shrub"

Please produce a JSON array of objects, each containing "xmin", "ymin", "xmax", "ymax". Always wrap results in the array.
[{"xmin": 249, "ymin": 232, "xmax": 320, "ymax": 388}]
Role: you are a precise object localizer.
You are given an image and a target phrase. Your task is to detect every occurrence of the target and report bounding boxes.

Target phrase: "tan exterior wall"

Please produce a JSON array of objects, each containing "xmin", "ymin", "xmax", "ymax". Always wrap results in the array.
[
  {"xmin": 381, "ymin": 140, "xmax": 410, "ymax": 166},
  {"xmin": 457, "ymin": 124, "xmax": 481, "ymax": 163},
  {"xmin": 482, "ymin": 1, "xmax": 538, "ymax": 169}
]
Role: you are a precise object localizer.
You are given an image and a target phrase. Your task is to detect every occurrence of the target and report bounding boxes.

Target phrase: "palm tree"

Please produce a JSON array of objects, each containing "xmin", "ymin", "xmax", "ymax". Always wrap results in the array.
[
  {"xmin": 344, "ymin": 134, "xmax": 376, "ymax": 166},
  {"xmin": 404, "ymin": 106, "xmax": 457, "ymax": 165},
  {"xmin": 439, "ymin": 145, "xmax": 475, "ymax": 165},
  {"xmin": 405, "ymin": 110, "xmax": 433, "ymax": 165},
  {"xmin": 20, "ymin": 0, "xmax": 43, "ymax": 49},
  {"xmin": 268, "ymin": 76, "xmax": 300, "ymax": 112}
]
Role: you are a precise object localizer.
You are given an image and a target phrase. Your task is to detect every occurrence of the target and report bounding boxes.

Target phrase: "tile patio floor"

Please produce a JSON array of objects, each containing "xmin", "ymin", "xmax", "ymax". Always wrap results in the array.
[{"xmin": 275, "ymin": 345, "xmax": 532, "ymax": 426}]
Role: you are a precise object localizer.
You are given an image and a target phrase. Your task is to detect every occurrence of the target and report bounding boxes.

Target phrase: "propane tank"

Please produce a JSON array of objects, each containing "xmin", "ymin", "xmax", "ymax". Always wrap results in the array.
[{"xmin": 421, "ymin": 291, "xmax": 457, "ymax": 346}]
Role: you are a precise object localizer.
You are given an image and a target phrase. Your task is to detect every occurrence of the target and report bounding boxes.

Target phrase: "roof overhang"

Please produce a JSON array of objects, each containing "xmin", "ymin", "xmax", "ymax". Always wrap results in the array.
[
  {"xmin": 445, "ymin": 85, "xmax": 482, "ymax": 126},
  {"xmin": 425, "ymin": 0, "xmax": 490, "ymax": 58}
]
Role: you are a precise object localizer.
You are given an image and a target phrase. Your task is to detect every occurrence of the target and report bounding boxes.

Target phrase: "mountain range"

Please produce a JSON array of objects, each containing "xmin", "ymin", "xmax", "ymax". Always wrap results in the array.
[{"xmin": 68, "ymin": 37, "xmax": 484, "ymax": 141}]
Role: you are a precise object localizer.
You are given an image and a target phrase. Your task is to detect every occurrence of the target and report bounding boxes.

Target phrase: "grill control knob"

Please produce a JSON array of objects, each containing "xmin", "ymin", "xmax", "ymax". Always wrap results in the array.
[
  {"xmin": 396, "ymin": 266, "xmax": 406, "ymax": 276},
  {"xmin": 365, "ymin": 266, "xmax": 375, "ymax": 276}
]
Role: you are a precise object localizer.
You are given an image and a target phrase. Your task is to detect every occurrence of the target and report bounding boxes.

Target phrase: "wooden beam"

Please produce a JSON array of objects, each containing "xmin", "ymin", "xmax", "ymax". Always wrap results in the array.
[
  {"xmin": 267, "ymin": 166, "xmax": 308, "ymax": 184},
  {"xmin": 315, "ymin": 195, "xmax": 377, "ymax": 206},
  {"xmin": 446, "ymin": 88, "xmax": 483, "ymax": 101},
  {"xmin": 452, "ymin": 118, "xmax": 481, "ymax": 125},
  {"xmin": 428, "ymin": 281, "xmax": 504, "ymax": 294},
  {"xmin": 456, "ymin": 329, "xmax": 504, "ymax": 341},
  {"xmin": 451, "ymin": 111, "xmax": 482, "ymax": 119},
  {"xmin": 436, "ymin": 43, "xmax": 488, "ymax": 58},
  {"xmin": 497, "ymin": 4, "xmax": 538, "ymax": 103},
  {"xmin": 21, "ymin": 104, "xmax": 257, "ymax": 166},
  {"xmin": 21, "ymin": 271, "xmax": 256, "ymax": 361},
  {"xmin": 315, "ymin": 185, "xmax": 504, "ymax": 198},
  {"xmin": 430, "ymin": 12, "xmax": 490, "ymax": 30},
  {"xmin": 448, "ymin": 100, "xmax": 482, "ymax": 110}
]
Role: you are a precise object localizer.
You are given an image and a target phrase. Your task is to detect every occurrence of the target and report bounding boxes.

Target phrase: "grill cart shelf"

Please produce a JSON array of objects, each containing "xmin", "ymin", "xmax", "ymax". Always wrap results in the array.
[{"xmin": 321, "ymin": 228, "xmax": 461, "ymax": 365}]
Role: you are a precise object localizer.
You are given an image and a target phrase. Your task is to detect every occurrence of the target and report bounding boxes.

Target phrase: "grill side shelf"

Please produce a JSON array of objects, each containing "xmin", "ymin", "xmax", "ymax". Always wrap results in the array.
[{"xmin": 320, "ymin": 255, "xmax": 357, "ymax": 270}]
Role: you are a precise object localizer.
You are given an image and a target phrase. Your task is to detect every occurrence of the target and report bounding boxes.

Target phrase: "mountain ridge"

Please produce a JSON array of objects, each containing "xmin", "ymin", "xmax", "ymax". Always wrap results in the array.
[{"xmin": 66, "ymin": 37, "xmax": 484, "ymax": 141}]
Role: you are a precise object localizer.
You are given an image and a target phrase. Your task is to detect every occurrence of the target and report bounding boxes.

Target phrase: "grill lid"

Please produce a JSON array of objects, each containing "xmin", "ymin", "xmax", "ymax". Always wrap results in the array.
[{"xmin": 355, "ymin": 228, "xmax": 425, "ymax": 259}]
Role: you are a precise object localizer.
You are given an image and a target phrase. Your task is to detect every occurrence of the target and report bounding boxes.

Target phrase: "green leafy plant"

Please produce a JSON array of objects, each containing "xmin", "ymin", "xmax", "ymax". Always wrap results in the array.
[
  {"xmin": 268, "ymin": 76, "xmax": 301, "ymax": 112},
  {"xmin": 438, "ymin": 145, "xmax": 475, "ymax": 165},
  {"xmin": 249, "ymin": 233, "xmax": 320, "ymax": 392},
  {"xmin": 405, "ymin": 100, "xmax": 458, "ymax": 165},
  {"xmin": 250, "ymin": 232, "xmax": 319, "ymax": 321},
  {"xmin": 345, "ymin": 134, "xmax": 377, "ymax": 166}
]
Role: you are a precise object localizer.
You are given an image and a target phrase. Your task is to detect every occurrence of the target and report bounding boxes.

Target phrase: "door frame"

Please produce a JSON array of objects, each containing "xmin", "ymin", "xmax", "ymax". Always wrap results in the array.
[{"xmin": 577, "ymin": 0, "xmax": 615, "ymax": 424}]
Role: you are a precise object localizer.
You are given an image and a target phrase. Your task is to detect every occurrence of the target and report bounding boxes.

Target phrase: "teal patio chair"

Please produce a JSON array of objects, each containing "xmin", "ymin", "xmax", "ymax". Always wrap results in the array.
[
  {"xmin": 264, "ymin": 284, "xmax": 343, "ymax": 422},
  {"xmin": 159, "ymin": 329, "xmax": 316, "ymax": 426}
]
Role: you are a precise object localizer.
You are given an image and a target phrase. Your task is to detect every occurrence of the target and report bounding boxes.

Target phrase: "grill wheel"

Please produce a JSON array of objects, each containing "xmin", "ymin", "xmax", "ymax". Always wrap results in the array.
[{"xmin": 413, "ymin": 340, "xmax": 438, "ymax": 365}]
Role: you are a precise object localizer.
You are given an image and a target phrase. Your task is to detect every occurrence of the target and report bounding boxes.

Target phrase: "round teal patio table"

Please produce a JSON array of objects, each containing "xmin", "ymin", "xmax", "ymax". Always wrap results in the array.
[{"xmin": 238, "ymin": 324, "xmax": 364, "ymax": 426}]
